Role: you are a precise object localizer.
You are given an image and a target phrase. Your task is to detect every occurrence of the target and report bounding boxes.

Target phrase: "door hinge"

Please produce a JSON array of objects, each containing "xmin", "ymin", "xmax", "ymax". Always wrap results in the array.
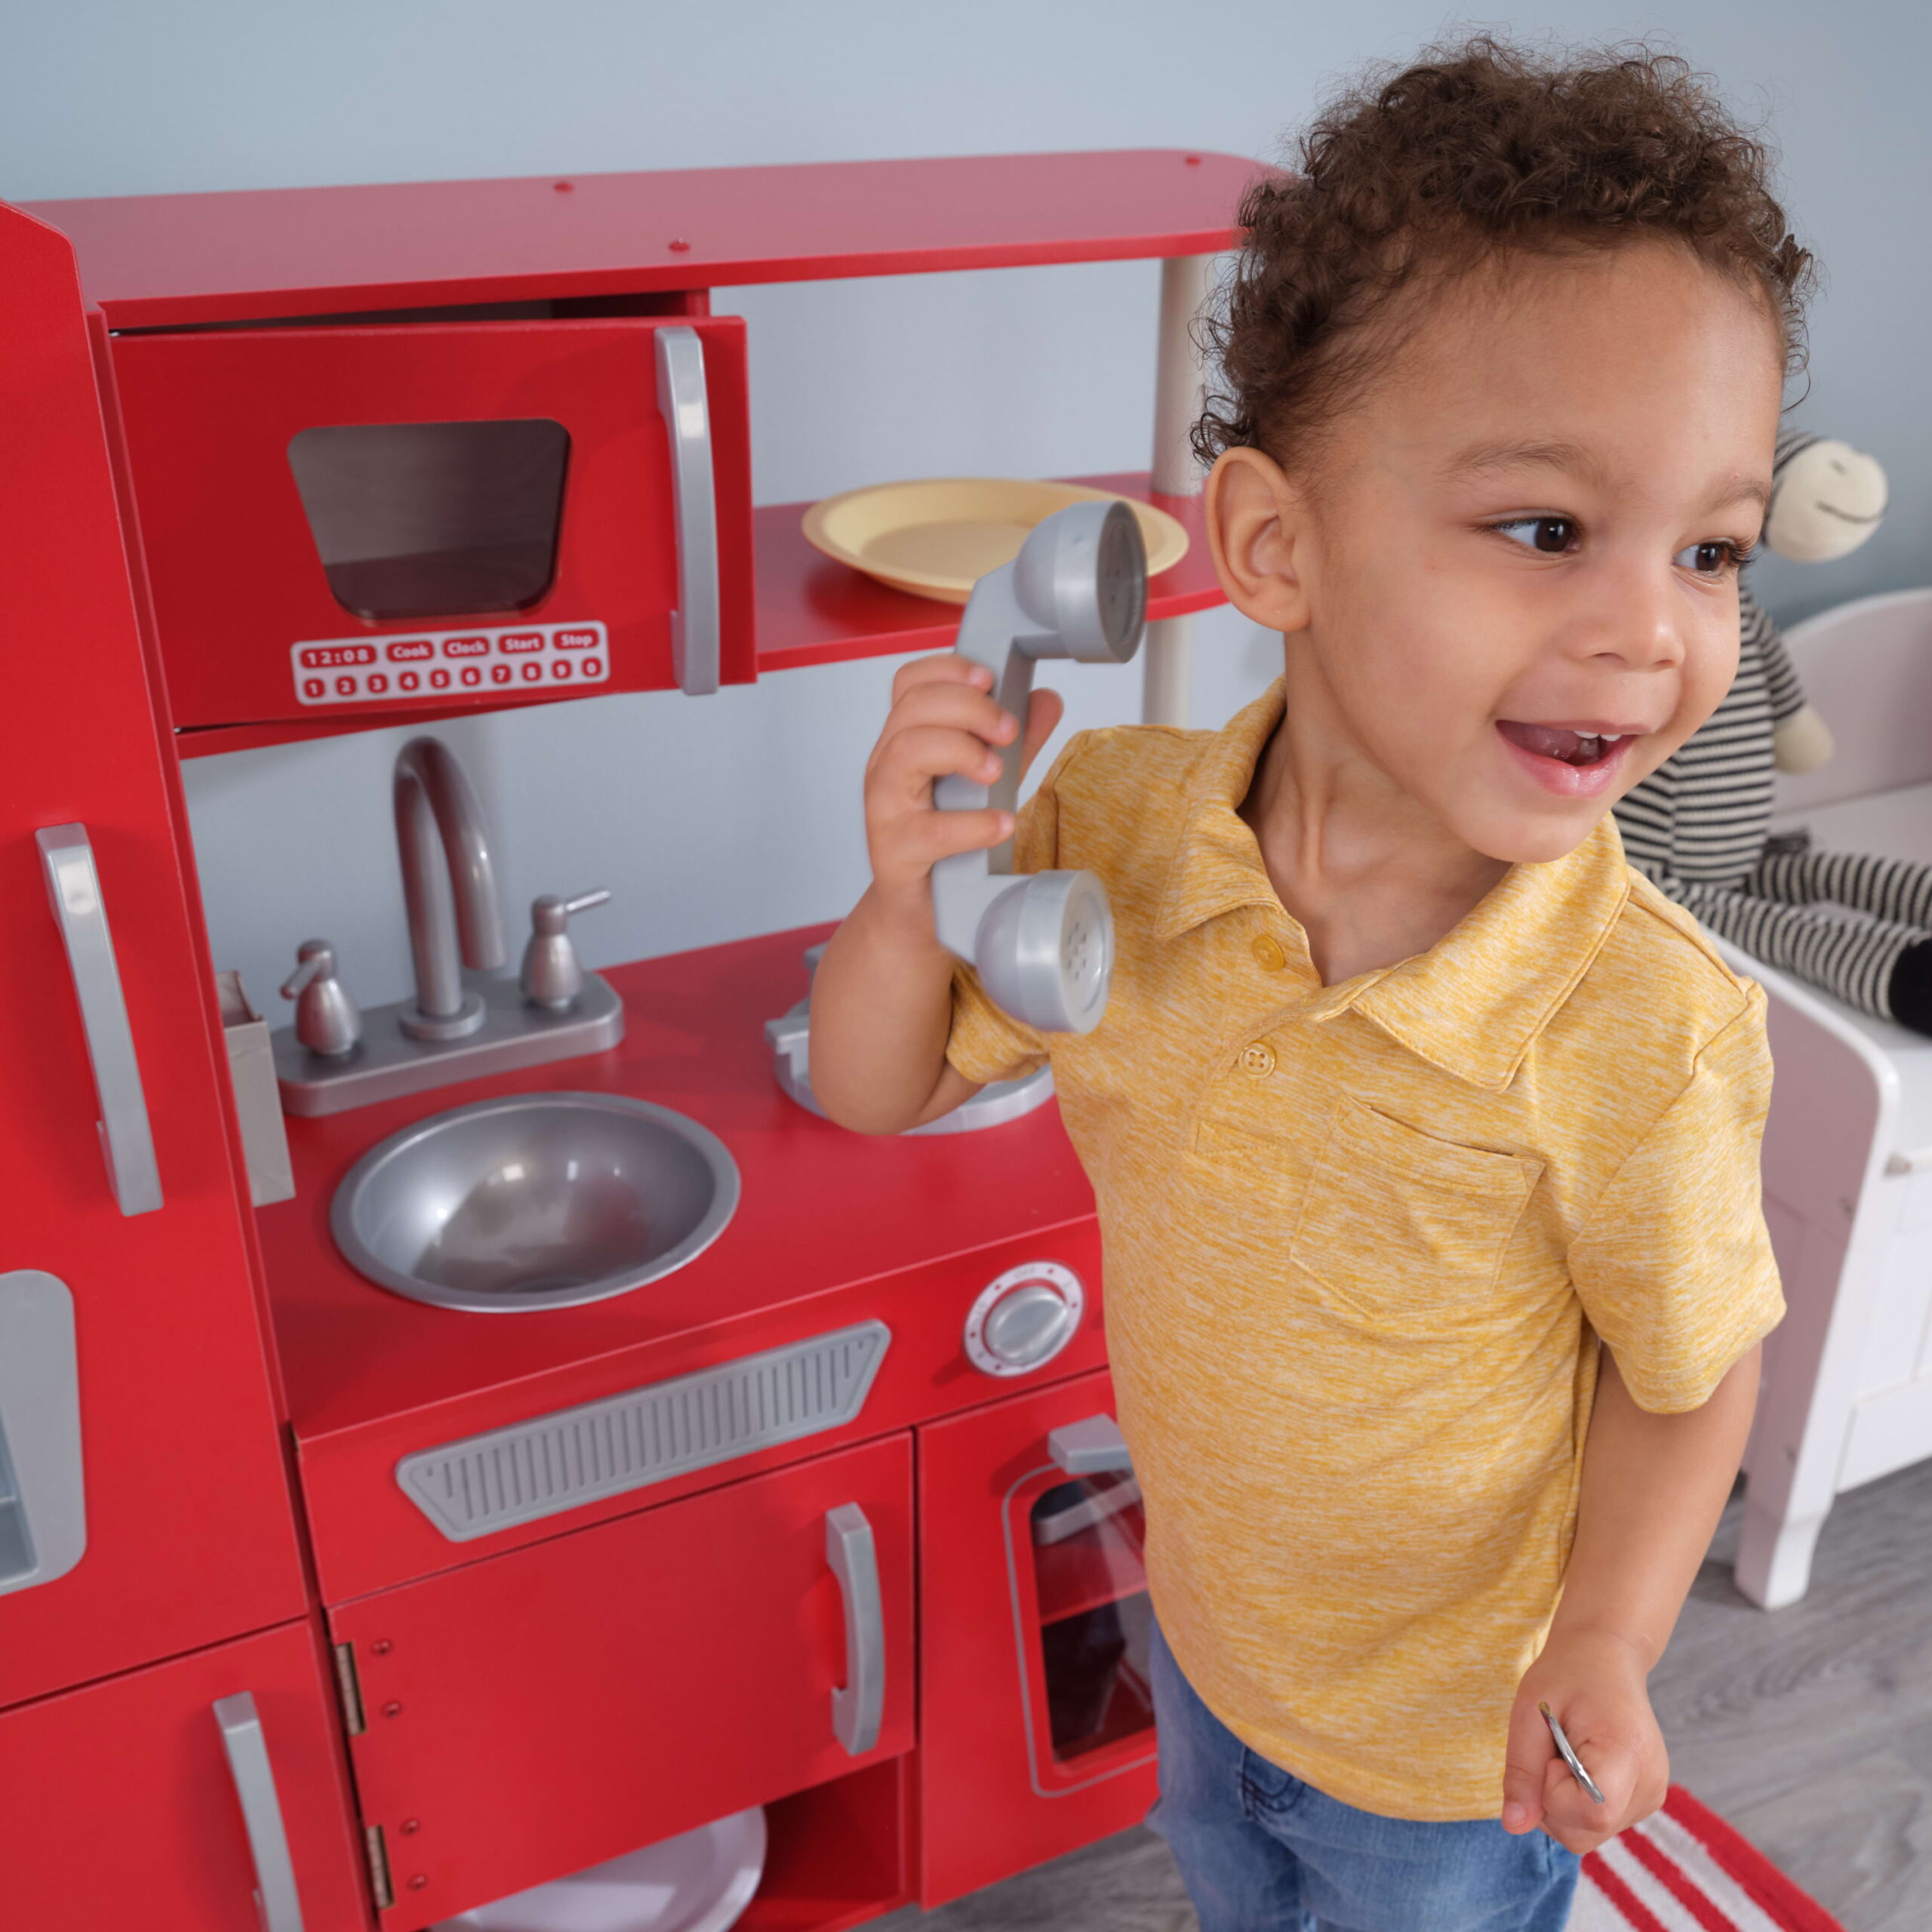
[
  {"xmin": 364, "ymin": 1823, "xmax": 395, "ymax": 1912},
  {"xmin": 333, "ymin": 1640, "xmax": 368, "ymax": 1737}
]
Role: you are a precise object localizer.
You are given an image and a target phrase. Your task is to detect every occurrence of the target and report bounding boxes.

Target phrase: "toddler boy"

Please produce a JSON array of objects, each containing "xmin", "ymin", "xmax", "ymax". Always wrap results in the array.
[{"xmin": 811, "ymin": 36, "xmax": 1793, "ymax": 1932}]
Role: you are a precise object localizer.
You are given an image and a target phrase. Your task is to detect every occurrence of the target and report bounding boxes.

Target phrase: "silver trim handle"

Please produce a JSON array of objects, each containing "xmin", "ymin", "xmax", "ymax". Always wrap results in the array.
[
  {"xmin": 213, "ymin": 1691, "xmax": 306, "ymax": 1932},
  {"xmin": 36, "ymin": 825, "xmax": 162, "ymax": 1217},
  {"xmin": 1048, "ymin": 1414, "xmax": 1134, "ymax": 1475},
  {"xmin": 654, "ymin": 325, "xmax": 721, "ymax": 697},
  {"xmin": 826, "ymin": 1501, "xmax": 884, "ymax": 1756}
]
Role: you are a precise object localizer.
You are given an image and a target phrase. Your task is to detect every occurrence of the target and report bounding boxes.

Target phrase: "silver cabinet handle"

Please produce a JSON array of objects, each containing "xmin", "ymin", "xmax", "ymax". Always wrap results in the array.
[
  {"xmin": 1048, "ymin": 1414, "xmax": 1134, "ymax": 1475},
  {"xmin": 212, "ymin": 1691, "xmax": 306, "ymax": 1932},
  {"xmin": 825, "ymin": 1501, "xmax": 884, "ymax": 1756},
  {"xmin": 654, "ymin": 325, "xmax": 721, "ymax": 697},
  {"xmin": 35, "ymin": 826, "xmax": 162, "ymax": 1217}
]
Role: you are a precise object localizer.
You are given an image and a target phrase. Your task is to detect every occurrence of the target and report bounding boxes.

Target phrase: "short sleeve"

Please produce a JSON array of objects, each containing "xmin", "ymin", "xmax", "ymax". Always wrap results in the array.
[
  {"xmin": 943, "ymin": 734, "xmax": 1081, "ymax": 1088},
  {"xmin": 1567, "ymin": 982, "xmax": 1786, "ymax": 1412}
]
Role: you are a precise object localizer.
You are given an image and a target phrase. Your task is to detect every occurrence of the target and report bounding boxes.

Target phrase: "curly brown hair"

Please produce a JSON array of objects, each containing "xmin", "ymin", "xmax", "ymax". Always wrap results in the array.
[{"xmin": 1194, "ymin": 35, "xmax": 1814, "ymax": 469}]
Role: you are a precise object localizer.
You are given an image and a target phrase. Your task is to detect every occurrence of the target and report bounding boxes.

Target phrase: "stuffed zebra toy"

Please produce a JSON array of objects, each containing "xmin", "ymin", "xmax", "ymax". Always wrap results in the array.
[{"xmin": 1611, "ymin": 430, "xmax": 1932, "ymax": 1026}]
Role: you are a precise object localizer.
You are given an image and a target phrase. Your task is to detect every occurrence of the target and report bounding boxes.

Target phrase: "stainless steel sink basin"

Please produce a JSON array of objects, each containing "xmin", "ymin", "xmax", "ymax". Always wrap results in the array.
[{"xmin": 331, "ymin": 1092, "xmax": 740, "ymax": 1312}]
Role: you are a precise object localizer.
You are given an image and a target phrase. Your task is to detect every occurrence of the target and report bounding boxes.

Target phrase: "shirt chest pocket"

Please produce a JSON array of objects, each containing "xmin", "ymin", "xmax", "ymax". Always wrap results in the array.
[{"xmin": 1291, "ymin": 1100, "xmax": 1543, "ymax": 1316}]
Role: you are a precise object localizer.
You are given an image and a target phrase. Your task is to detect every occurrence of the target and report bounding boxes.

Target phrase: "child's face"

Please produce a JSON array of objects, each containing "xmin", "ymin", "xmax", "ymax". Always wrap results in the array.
[{"xmin": 1208, "ymin": 242, "xmax": 1786, "ymax": 864}]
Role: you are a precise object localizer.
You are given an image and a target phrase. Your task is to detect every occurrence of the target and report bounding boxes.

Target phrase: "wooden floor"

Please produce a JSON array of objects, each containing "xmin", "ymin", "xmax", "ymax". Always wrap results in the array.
[{"xmin": 882, "ymin": 1457, "xmax": 1932, "ymax": 1930}]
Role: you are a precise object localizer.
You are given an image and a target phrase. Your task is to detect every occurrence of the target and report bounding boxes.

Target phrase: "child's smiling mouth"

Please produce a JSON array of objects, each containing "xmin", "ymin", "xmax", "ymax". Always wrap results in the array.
[{"xmin": 1496, "ymin": 719, "xmax": 1647, "ymax": 798}]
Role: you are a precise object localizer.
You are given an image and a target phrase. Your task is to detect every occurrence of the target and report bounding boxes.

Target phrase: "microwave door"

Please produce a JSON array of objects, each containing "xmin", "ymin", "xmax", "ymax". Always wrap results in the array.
[{"xmin": 106, "ymin": 315, "xmax": 755, "ymax": 734}]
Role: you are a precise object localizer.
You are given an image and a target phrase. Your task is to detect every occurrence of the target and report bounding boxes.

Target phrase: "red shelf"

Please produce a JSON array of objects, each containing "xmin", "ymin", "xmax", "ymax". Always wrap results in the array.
[
  {"xmin": 29, "ymin": 149, "xmax": 1259, "ymax": 331},
  {"xmin": 756, "ymin": 472, "xmax": 1223, "ymax": 675},
  {"xmin": 737, "ymin": 1759, "xmax": 911, "ymax": 1931},
  {"xmin": 1031, "ymin": 1498, "xmax": 1148, "ymax": 1627}
]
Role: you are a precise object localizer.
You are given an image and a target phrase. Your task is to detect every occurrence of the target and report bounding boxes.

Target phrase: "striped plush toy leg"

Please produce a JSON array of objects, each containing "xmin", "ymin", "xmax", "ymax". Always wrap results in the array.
[
  {"xmin": 1741, "ymin": 845, "xmax": 1932, "ymax": 1029},
  {"xmin": 1665, "ymin": 872, "xmax": 1928, "ymax": 1024}
]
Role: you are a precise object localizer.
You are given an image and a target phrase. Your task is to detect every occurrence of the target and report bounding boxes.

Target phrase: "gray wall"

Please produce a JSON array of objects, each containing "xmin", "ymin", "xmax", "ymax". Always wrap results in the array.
[{"xmin": 6, "ymin": 1, "xmax": 1925, "ymax": 1009}]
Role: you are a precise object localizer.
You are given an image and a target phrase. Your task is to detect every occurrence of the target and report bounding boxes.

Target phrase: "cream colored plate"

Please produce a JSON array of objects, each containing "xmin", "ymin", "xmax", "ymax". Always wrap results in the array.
[{"xmin": 802, "ymin": 477, "xmax": 1189, "ymax": 605}]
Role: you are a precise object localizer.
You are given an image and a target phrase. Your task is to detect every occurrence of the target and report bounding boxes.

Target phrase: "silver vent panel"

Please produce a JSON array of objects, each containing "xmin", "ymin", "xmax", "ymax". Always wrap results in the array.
[{"xmin": 397, "ymin": 1320, "xmax": 891, "ymax": 1541}]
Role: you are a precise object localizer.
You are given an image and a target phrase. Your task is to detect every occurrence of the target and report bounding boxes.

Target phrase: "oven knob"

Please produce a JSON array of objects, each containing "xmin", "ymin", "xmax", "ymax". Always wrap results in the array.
[{"xmin": 964, "ymin": 1261, "xmax": 1085, "ymax": 1377}]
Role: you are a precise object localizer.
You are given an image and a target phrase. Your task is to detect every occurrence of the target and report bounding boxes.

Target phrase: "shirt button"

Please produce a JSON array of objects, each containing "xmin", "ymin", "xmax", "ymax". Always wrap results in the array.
[
  {"xmin": 1251, "ymin": 934, "xmax": 1287, "ymax": 972},
  {"xmin": 1240, "ymin": 1042, "xmax": 1276, "ymax": 1078}
]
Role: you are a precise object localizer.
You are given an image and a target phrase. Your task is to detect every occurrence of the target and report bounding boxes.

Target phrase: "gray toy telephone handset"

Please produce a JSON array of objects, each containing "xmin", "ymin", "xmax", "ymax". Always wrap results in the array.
[{"xmin": 930, "ymin": 500, "xmax": 1147, "ymax": 1032}]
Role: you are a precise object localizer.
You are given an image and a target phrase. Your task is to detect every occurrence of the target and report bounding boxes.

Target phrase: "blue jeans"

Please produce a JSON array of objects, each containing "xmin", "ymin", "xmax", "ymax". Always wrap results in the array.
[{"xmin": 1146, "ymin": 1620, "xmax": 1580, "ymax": 1932}]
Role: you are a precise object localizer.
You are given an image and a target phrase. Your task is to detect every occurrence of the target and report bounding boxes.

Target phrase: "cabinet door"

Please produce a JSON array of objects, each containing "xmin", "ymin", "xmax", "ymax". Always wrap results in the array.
[
  {"xmin": 918, "ymin": 1367, "xmax": 1158, "ymax": 1906},
  {"xmin": 332, "ymin": 1432, "xmax": 914, "ymax": 1932},
  {"xmin": 108, "ymin": 312, "xmax": 754, "ymax": 730},
  {"xmin": 0, "ymin": 203, "xmax": 308, "ymax": 1708},
  {"xmin": 0, "ymin": 1617, "xmax": 371, "ymax": 1932}
]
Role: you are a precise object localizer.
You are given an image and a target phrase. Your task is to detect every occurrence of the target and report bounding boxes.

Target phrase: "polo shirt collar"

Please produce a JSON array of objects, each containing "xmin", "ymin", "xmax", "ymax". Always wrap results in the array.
[{"xmin": 1155, "ymin": 679, "xmax": 1633, "ymax": 1093}]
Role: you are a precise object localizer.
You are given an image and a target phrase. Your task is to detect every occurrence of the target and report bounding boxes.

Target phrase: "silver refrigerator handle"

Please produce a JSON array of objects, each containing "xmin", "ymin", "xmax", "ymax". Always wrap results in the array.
[
  {"xmin": 826, "ymin": 1501, "xmax": 884, "ymax": 1756},
  {"xmin": 654, "ymin": 325, "xmax": 721, "ymax": 697},
  {"xmin": 213, "ymin": 1692, "xmax": 307, "ymax": 1932},
  {"xmin": 36, "ymin": 824, "xmax": 162, "ymax": 1217}
]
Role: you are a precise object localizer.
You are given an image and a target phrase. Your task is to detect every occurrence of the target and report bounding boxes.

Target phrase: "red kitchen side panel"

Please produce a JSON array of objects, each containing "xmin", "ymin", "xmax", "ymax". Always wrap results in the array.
[
  {"xmin": 918, "ymin": 1366, "xmax": 1159, "ymax": 1906},
  {"xmin": 0, "ymin": 202, "xmax": 309, "ymax": 1707},
  {"xmin": 106, "ymin": 315, "xmax": 754, "ymax": 730},
  {"xmin": 331, "ymin": 1432, "xmax": 915, "ymax": 1932},
  {"xmin": 0, "ymin": 1617, "xmax": 371, "ymax": 1932}
]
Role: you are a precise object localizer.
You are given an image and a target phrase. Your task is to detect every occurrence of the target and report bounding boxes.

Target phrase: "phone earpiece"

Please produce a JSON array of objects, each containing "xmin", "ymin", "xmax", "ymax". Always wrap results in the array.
[{"xmin": 931, "ymin": 500, "xmax": 1147, "ymax": 1032}]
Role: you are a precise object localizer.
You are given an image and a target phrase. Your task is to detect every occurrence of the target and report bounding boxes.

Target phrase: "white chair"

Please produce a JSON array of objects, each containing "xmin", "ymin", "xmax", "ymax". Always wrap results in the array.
[{"xmin": 1725, "ymin": 586, "xmax": 1932, "ymax": 1607}]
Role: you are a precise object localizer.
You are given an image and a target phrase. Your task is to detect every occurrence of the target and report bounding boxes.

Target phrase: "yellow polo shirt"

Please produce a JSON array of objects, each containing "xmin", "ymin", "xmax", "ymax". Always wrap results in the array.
[{"xmin": 946, "ymin": 680, "xmax": 1783, "ymax": 1821}]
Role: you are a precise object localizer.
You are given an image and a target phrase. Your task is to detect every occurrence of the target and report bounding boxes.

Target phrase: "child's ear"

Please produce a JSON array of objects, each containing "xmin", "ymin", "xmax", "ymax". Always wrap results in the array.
[{"xmin": 1204, "ymin": 445, "xmax": 1312, "ymax": 634}]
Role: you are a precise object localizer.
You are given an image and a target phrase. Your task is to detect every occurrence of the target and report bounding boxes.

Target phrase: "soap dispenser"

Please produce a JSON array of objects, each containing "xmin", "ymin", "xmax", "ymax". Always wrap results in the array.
[
  {"xmin": 279, "ymin": 938, "xmax": 361, "ymax": 1057},
  {"xmin": 521, "ymin": 889, "xmax": 611, "ymax": 1011}
]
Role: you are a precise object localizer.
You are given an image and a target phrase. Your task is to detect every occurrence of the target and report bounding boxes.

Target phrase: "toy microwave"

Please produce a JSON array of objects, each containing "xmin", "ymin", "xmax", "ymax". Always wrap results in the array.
[{"xmin": 103, "ymin": 294, "xmax": 754, "ymax": 734}]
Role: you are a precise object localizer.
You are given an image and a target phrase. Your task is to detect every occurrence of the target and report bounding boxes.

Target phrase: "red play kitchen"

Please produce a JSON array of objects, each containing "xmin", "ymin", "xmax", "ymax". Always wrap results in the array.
[{"xmin": 0, "ymin": 149, "xmax": 1250, "ymax": 1931}]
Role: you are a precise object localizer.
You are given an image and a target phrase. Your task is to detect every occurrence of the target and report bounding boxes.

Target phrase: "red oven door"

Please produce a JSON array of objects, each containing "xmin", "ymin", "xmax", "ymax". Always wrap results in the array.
[
  {"xmin": 918, "ymin": 1366, "xmax": 1158, "ymax": 1907},
  {"xmin": 106, "ymin": 313, "xmax": 753, "ymax": 731},
  {"xmin": 329, "ymin": 1431, "xmax": 915, "ymax": 1932}
]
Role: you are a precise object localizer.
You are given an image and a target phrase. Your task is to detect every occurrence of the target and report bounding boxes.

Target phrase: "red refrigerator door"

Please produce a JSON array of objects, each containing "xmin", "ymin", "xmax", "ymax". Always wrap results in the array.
[
  {"xmin": 331, "ymin": 1432, "xmax": 915, "ymax": 1932},
  {"xmin": 918, "ymin": 1365, "xmax": 1159, "ymax": 1906},
  {"xmin": 0, "ymin": 202, "xmax": 309, "ymax": 1707},
  {"xmin": 0, "ymin": 1617, "xmax": 371, "ymax": 1932},
  {"xmin": 106, "ymin": 313, "xmax": 754, "ymax": 731}
]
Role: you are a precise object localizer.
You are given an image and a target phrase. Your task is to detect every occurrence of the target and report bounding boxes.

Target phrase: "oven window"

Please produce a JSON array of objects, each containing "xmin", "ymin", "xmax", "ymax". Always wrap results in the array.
[
  {"xmin": 287, "ymin": 419, "xmax": 569, "ymax": 621},
  {"xmin": 1027, "ymin": 1472, "xmax": 1154, "ymax": 1764}
]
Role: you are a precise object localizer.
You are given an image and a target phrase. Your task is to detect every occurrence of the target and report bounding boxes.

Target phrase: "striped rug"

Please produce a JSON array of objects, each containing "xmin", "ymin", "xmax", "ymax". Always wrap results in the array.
[{"xmin": 1568, "ymin": 1789, "xmax": 1844, "ymax": 1931}]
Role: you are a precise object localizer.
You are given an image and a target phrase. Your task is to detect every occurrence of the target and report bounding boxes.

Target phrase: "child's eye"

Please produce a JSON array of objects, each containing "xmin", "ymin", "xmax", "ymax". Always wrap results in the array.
[
  {"xmin": 1492, "ymin": 516, "xmax": 1580, "ymax": 554},
  {"xmin": 1674, "ymin": 540, "xmax": 1748, "ymax": 577}
]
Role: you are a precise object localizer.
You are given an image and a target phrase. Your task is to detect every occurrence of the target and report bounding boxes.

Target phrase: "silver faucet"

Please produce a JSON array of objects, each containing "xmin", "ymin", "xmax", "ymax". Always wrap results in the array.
[
  {"xmin": 269, "ymin": 733, "xmax": 626, "ymax": 1115},
  {"xmin": 393, "ymin": 737, "xmax": 506, "ymax": 1041}
]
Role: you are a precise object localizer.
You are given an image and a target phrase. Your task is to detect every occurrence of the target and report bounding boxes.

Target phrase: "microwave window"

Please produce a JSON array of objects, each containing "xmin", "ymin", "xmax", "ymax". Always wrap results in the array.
[{"xmin": 287, "ymin": 419, "xmax": 570, "ymax": 622}]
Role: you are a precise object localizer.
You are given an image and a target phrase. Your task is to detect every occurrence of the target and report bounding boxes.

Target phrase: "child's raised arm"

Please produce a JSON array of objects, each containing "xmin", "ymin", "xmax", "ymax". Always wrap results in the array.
[{"xmin": 809, "ymin": 654, "xmax": 1062, "ymax": 1135}]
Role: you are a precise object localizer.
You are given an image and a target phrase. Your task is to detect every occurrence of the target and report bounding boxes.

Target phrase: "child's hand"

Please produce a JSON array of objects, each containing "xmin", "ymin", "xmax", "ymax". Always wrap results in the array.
[
  {"xmin": 1501, "ymin": 1630, "xmax": 1669, "ymax": 1856},
  {"xmin": 861, "ymin": 653, "xmax": 1064, "ymax": 936}
]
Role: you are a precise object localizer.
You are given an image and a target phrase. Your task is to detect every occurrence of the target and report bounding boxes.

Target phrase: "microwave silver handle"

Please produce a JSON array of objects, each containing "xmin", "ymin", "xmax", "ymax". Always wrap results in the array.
[
  {"xmin": 35, "ymin": 825, "xmax": 162, "ymax": 1217},
  {"xmin": 213, "ymin": 1692, "xmax": 307, "ymax": 1932},
  {"xmin": 654, "ymin": 325, "xmax": 721, "ymax": 697},
  {"xmin": 826, "ymin": 1501, "xmax": 884, "ymax": 1756}
]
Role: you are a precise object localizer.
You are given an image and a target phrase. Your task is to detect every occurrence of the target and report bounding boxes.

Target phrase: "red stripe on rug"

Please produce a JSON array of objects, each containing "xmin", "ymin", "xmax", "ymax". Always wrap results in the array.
[
  {"xmin": 1583, "ymin": 1848, "xmax": 1674, "ymax": 1932},
  {"xmin": 1663, "ymin": 1789, "xmax": 1847, "ymax": 1932},
  {"xmin": 1625, "ymin": 1824, "xmax": 1739, "ymax": 1930}
]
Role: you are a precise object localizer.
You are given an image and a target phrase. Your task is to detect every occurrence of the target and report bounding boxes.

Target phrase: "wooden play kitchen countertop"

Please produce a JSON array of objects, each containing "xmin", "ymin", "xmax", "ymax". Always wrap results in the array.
[{"xmin": 255, "ymin": 921, "xmax": 1104, "ymax": 1601}]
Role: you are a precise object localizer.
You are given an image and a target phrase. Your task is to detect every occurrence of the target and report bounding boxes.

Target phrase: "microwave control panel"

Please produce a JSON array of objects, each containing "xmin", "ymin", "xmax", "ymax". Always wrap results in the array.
[{"xmin": 291, "ymin": 620, "xmax": 608, "ymax": 708}]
